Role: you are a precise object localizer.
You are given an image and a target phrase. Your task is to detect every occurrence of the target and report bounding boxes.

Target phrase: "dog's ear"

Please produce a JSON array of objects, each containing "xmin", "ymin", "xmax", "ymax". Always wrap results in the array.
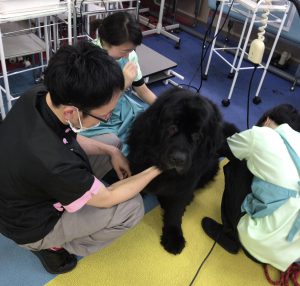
[
  {"xmin": 127, "ymin": 105, "xmax": 160, "ymax": 147},
  {"xmin": 222, "ymin": 121, "xmax": 240, "ymax": 138},
  {"xmin": 195, "ymin": 99, "xmax": 225, "ymax": 155},
  {"xmin": 213, "ymin": 121, "xmax": 239, "ymax": 159}
]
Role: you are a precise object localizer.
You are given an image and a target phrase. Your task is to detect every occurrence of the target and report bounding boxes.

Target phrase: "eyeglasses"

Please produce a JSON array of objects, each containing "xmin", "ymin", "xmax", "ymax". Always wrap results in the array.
[{"xmin": 82, "ymin": 110, "xmax": 112, "ymax": 123}]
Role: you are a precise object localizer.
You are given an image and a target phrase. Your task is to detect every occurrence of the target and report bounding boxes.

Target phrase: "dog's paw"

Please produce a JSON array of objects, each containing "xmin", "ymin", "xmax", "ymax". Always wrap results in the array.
[{"xmin": 160, "ymin": 226, "xmax": 186, "ymax": 255}]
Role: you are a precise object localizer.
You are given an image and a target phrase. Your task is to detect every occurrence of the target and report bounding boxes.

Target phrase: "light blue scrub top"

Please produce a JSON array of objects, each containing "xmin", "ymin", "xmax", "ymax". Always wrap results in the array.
[{"xmin": 80, "ymin": 40, "xmax": 146, "ymax": 155}]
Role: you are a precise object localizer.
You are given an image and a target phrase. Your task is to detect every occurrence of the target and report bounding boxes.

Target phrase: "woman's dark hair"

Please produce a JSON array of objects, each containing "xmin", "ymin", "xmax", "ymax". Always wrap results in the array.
[
  {"xmin": 256, "ymin": 104, "xmax": 300, "ymax": 132},
  {"xmin": 93, "ymin": 12, "xmax": 142, "ymax": 46},
  {"xmin": 44, "ymin": 41, "xmax": 124, "ymax": 110}
]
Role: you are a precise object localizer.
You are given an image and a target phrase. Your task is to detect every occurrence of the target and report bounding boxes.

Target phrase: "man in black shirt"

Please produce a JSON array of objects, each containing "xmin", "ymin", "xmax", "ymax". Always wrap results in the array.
[{"xmin": 0, "ymin": 42, "xmax": 161, "ymax": 274}]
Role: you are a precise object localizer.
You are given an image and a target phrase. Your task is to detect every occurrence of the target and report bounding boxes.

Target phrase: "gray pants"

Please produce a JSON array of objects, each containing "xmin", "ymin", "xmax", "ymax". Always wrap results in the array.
[
  {"xmin": 21, "ymin": 134, "xmax": 144, "ymax": 256},
  {"xmin": 88, "ymin": 133, "xmax": 121, "ymax": 179}
]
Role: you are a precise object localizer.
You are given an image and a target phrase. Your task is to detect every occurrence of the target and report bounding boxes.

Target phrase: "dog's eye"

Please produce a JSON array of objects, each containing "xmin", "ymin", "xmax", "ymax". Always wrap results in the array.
[
  {"xmin": 192, "ymin": 133, "xmax": 201, "ymax": 142},
  {"xmin": 168, "ymin": 125, "xmax": 178, "ymax": 136}
]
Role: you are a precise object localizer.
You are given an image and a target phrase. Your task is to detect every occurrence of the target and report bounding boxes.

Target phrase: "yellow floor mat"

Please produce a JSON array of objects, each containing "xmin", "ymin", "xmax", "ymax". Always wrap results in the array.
[{"xmin": 46, "ymin": 160, "xmax": 273, "ymax": 286}]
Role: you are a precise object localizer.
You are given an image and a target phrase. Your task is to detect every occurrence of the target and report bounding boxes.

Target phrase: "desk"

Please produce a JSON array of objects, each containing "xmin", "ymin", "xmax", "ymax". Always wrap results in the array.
[{"xmin": 136, "ymin": 43, "xmax": 182, "ymax": 84}]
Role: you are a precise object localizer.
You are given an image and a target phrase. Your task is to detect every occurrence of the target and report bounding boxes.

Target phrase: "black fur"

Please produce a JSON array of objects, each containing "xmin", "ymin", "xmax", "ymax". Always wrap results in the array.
[{"xmin": 127, "ymin": 88, "xmax": 226, "ymax": 254}]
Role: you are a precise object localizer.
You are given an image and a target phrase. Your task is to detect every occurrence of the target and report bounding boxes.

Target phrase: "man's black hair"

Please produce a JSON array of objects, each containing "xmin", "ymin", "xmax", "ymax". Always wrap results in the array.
[
  {"xmin": 256, "ymin": 104, "xmax": 300, "ymax": 132},
  {"xmin": 93, "ymin": 12, "xmax": 142, "ymax": 46},
  {"xmin": 44, "ymin": 41, "xmax": 124, "ymax": 110}
]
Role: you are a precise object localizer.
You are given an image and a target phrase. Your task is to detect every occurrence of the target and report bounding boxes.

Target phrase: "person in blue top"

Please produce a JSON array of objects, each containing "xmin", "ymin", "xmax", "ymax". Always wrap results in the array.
[
  {"xmin": 80, "ymin": 12, "xmax": 156, "ymax": 155},
  {"xmin": 202, "ymin": 104, "xmax": 300, "ymax": 271}
]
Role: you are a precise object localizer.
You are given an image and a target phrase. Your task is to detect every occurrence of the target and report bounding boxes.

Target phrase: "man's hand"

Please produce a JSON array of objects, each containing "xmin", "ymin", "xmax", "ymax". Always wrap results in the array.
[
  {"xmin": 123, "ymin": 61, "xmax": 137, "ymax": 89},
  {"xmin": 110, "ymin": 147, "xmax": 132, "ymax": 180}
]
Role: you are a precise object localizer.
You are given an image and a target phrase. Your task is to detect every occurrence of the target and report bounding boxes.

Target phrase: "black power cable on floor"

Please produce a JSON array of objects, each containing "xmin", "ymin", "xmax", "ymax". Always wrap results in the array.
[
  {"xmin": 180, "ymin": 0, "xmax": 235, "ymax": 93},
  {"xmin": 188, "ymin": 229, "xmax": 222, "ymax": 286},
  {"xmin": 196, "ymin": 0, "xmax": 235, "ymax": 93},
  {"xmin": 180, "ymin": 1, "xmax": 220, "ymax": 93},
  {"xmin": 247, "ymin": 65, "xmax": 258, "ymax": 129},
  {"xmin": 188, "ymin": 240, "xmax": 218, "ymax": 286},
  {"xmin": 185, "ymin": 1, "xmax": 220, "ymax": 91}
]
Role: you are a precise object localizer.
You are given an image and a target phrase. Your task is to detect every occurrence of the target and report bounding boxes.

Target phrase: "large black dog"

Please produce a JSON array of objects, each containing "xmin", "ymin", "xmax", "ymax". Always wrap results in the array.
[{"xmin": 127, "ymin": 88, "xmax": 227, "ymax": 255}]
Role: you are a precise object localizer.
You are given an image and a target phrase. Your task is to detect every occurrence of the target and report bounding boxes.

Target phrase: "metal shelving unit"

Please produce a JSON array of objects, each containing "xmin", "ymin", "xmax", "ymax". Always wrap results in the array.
[
  {"xmin": 139, "ymin": 0, "xmax": 181, "ymax": 48},
  {"xmin": 0, "ymin": 0, "xmax": 183, "ymax": 119},
  {"xmin": 72, "ymin": 0, "xmax": 140, "ymax": 43},
  {"xmin": 0, "ymin": 0, "xmax": 72, "ymax": 119}
]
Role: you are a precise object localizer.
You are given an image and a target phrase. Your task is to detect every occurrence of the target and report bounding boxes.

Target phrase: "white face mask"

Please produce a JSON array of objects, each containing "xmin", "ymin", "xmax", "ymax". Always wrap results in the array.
[{"xmin": 67, "ymin": 108, "xmax": 100, "ymax": 133}]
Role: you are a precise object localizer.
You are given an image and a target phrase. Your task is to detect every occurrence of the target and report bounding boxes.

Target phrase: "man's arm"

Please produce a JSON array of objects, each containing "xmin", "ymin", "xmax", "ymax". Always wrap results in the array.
[
  {"xmin": 77, "ymin": 134, "xmax": 131, "ymax": 179},
  {"xmin": 87, "ymin": 166, "xmax": 161, "ymax": 208},
  {"xmin": 217, "ymin": 122, "xmax": 240, "ymax": 160},
  {"xmin": 77, "ymin": 134, "xmax": 115, "ymax": 156}
]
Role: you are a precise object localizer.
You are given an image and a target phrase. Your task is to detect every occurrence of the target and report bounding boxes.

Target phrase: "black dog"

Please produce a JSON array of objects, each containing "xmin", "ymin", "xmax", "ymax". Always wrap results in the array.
[{"xmin": 127, "ymin": 88, "xmax": 227, "ymax": 254}]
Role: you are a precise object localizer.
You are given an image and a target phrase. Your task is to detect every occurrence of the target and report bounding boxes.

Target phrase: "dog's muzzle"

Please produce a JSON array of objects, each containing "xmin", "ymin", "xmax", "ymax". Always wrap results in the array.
[{"xmin": 164, "ymin": 151, "xmax": 189, "ymax": 174}]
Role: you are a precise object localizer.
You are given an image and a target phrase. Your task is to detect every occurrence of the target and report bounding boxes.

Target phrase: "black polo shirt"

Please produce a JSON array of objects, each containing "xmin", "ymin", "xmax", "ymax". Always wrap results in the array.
[{"xmin": 0, "ymin": 85, "xmax": 95, "ymax": 244}]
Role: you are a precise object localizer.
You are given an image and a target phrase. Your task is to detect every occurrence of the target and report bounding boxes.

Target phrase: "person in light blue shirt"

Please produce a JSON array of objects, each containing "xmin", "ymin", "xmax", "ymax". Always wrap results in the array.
[
  {"xmin": 80, "ymin": 12, "xmax": 156, "ymax": 156},
  {"xmin": 202, "ymin": 104, "xmax": 300, "ymax": 271}
]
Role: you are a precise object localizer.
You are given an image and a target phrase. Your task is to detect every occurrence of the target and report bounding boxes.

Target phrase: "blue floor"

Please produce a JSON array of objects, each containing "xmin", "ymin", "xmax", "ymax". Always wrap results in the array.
[
  {"xmin": 142, "ymin": 32, "xmax": 300, "ymax": 130},
  {"xmin": 1, "ymin": 27, "xmax": 299, "ymax": 286}
]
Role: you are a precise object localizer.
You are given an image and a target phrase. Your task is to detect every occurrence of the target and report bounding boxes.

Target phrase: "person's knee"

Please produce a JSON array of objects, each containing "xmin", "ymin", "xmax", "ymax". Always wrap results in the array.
[
  {"xmin": 122, "ymin": 194, "xmax": 145, "ymax": 228},
  {"xmin": 94, "ymin": 133, "xmax": 122, "ymax": 149},
  {"xmin": 88, "ymin": 133, "xmax": 123, "ymax": 179},
  {"xmin": 107, "ymin": 133, "xmax": 122, "ymax": 149}
]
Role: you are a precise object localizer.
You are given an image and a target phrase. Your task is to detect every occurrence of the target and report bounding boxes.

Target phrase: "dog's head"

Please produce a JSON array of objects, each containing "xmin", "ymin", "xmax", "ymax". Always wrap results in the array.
[{"xmin": 128, "ymin": 88, "xmax": 223, "ymax": 175}]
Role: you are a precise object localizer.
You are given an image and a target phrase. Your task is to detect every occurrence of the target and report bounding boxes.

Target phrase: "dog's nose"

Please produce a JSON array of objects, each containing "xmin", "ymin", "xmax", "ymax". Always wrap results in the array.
[{"xmin": 169, "ymin": 152, "xmax": 187, "ymax": 166}]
